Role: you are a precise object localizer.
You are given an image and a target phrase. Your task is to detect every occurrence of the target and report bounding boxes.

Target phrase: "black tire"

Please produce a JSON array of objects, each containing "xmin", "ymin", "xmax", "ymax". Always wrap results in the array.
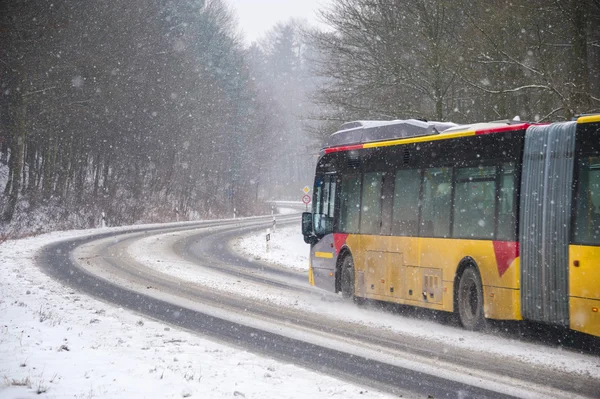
[
  {"xmin": 457, "ymin": 266, "xmax": 486, "ymax": 330},
  {"xmin": 340, "ymin": 255, "xmax": 355, "ymax": 300}
]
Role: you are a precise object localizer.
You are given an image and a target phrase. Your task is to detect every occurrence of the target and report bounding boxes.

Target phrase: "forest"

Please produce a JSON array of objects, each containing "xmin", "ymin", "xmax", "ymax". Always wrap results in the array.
[{"xmin": 1, "ymin": 0, "xmax": 598, "ymax": 235}]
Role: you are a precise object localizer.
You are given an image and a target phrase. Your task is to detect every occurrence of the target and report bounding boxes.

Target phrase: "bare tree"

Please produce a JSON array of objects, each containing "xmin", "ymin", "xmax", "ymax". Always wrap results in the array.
[
  {"xmin": 311, "ymin": 0, "xmax": 466, "ymax": 122},
  {"xmin": 452, "ymin": 0, "xmax": 600, "ymax": 121}
]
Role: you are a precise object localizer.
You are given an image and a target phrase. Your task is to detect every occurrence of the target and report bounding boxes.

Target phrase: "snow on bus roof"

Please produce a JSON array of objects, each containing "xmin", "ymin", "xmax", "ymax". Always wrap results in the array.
[
  {"xmin": 325, "ymin": 119, "xmax": 457, "ymax": 149},
  {"xmin": 442, "ymin": 121, "xmax": 517, "ymax": 134},
  {"xmin": 337, "ymin": 120, "xmax": 390, "ymax": 130}
]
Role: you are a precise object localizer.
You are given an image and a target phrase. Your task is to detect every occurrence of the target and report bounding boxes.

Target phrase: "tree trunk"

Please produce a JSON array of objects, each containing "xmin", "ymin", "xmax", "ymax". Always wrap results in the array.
[
  {"xmin": 2, "ymin": 99, "xmax": 26, "ymax": 222},
  {"xmin": 569, "ymin": 0, "xmax": 590, "ymax": 116}
]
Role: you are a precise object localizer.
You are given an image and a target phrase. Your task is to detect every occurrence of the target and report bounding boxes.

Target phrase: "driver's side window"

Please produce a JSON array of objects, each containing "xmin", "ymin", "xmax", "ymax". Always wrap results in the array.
[{"xmin": 313, "ymin": 175, "xmax": 336, "ymax": 235}]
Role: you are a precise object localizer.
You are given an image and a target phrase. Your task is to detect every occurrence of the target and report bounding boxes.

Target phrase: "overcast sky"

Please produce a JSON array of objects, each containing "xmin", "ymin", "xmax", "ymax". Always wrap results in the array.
[{"xmin": 225, "ymin": 0, "xmax": 332, "ymax": 46}]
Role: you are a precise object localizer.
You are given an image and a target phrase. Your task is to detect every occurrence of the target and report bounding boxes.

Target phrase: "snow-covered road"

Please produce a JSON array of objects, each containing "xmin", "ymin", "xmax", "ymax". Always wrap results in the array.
[
  {"xmin": 1, "ymin": 218, "xmax": 389, "ymax": 399},
  {"xmin": 1, "ymin": 212, "xmax": 599, "ymax": 398}
]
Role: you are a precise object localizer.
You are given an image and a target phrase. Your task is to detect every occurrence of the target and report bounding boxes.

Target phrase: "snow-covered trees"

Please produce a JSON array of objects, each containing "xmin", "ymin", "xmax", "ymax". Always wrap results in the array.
[
  {"xmin": 3, "ymin": 0, "xmax": 597, "ymax": 232},
  {"xmin": 0, "ymin": 0, "xmax": 279, "ymax": 229}
]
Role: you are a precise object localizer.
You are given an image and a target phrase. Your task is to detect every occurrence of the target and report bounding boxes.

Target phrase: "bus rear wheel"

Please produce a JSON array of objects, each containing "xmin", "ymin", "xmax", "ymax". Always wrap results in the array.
[
  {"xmin": 457, "ymin": 266, "xmax": 485, "ymax": 330},
  {"xmin": 340, "ymin": 255, "xmax": 355, "ymax": 300}
]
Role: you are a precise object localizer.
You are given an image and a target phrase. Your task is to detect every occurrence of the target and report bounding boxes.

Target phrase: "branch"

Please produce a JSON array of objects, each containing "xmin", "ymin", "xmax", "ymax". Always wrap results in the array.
[
  {"xmin": 538, "ymin": 107, "xmax": 565, "ymax": 122},
  {"xmin": 467, "ymin": 82, "xmax": 551, "ymax": 95},
  {"xmin": 465, "ymin": 13, "xmax": 544, "ymax": 78},
  {"xmin": 22, "ymin": 86, "xmax": 57, "ymax": 97}
]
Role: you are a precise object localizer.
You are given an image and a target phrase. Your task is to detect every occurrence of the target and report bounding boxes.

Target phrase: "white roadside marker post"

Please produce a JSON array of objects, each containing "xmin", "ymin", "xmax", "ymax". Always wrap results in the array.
[{"xmin": 266, "ymin": 229, "xmax": 271, "ymax": 253}]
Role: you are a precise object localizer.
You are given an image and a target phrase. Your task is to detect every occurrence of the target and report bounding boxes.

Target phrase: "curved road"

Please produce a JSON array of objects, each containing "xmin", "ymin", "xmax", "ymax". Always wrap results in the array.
[{"xmin": 37, "ymin": 216, "xmax": 599, "ymax": 398}]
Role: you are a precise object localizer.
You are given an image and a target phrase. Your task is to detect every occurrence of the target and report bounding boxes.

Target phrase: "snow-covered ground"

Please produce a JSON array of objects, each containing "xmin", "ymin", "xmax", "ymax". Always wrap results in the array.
[
  {"xmin": 1, "ymin": 211, "xmax": 599, "ymax": 398},
  {"xmin": 0, "ymin": 216, "xmax": 388, "ymax": 399}
]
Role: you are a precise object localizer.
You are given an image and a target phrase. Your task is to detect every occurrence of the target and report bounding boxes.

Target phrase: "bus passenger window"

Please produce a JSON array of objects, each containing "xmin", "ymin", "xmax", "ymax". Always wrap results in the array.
[
  {"xmin": 339, "ymin": 174, "xmax": 361, "ymax": 233},
  {"xmin": 392, "ymin": 169, "xmax": 421, "ymax": 236},
  {"xmin": 453, "ymin": 166, "xmax": 496, "ymax": 239},
  {"xmin": 360, "ymin": 172, "xmax": 384, "ymax": 235},
  {"xmin": 421, "ymin": 167, "xmax": 452, "ymax": 237},
  {"xmin": 496, "ymin": 164, "xmax": 516, "ymax": 241},
  {"xmin": 573, "ymin": 156, "xmax": 600, "ymax": 246}
]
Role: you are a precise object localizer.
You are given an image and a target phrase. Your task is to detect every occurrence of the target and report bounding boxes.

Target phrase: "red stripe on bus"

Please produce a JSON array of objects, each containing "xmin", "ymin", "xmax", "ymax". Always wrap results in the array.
[
  {"xmin": 493, "ymin": 241, "xmax": 519, "ymax": 277},
  {"xmin": 475, "ymin": 124, "xmax": 529, "ymax": 135},
  {"xmin": 333, "ymin": 233, "xmax": 349, "ymax": 255},
  {"xmin": 324, "ymin": 144, "xmax": 364, "ymax": 154}
]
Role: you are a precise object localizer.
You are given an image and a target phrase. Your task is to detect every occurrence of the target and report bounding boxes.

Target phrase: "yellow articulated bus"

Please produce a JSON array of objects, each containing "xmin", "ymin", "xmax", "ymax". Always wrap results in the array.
[{"xmin": 301, "ymin": 115, "xmax": 600, "ymax": 336}]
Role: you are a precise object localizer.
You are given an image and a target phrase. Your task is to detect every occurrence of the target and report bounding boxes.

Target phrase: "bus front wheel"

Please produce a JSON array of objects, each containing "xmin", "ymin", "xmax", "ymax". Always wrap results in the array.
[
  {"xmin": 457, "ymin": 266, "xmax": 485, "ymax": 330},
  {"xmin": 340, "ymin": 255, "xmax": 355, "ymax": 299}
]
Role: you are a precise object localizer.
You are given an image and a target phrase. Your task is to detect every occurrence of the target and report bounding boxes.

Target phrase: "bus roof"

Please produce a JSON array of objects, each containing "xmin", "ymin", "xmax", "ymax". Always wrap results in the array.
[
  {"xmin": 325, "ymin": 119, "xmax": 457, "ymax": 149},
  {"xmin": 322, "ymin": 118, "xmax": 533, "ymax": 154}
]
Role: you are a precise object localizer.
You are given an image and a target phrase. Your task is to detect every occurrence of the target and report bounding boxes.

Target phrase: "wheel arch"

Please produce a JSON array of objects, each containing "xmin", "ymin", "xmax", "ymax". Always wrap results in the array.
[
  {"xmin": 453, "ymin": 256, "xmax": 482, "ymax": 312},
  {"xmin": 335, "ymin": 246, "xmax": 352, "ymax": 293}
]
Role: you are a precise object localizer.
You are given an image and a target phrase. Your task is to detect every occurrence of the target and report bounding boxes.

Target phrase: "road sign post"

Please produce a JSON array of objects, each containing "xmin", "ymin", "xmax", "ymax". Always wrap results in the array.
[{"xmin": 302, "ymin": 194, "xmax": 311, "ymax": 211}]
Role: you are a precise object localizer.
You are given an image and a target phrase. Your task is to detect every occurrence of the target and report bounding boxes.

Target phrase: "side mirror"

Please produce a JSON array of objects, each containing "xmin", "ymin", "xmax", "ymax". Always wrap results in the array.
[
  {"xmin": 302, "ymin": 212, "xmax": 313, "ymax": 236},
  {"xmin": 302, "ymin": 212, "xmax": 318, "ymax": 244}
]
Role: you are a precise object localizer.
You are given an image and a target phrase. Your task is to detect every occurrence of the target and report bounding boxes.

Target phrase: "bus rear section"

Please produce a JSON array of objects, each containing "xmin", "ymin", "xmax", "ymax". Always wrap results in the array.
[{"xmin": 568, "ymin": 116, "xmax": 600, "ymax": 335}]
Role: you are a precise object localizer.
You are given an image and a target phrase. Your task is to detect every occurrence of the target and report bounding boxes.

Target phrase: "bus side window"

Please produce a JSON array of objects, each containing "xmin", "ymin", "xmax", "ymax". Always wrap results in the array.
[
  {"xmin": 360, "ymin": 172, "xmax": 384, "ymax": 235},
  {"xmin": 573, "ymin": 156, "xmax": 600, "ymax": 245},
  {"xmin": 496, "ymin": 163, "xmax": 516, "ymax": 241},
  {"xmin": 452, "ymin": 166, "xmax": 496, "ymax": 239},
  {"xmin": 392, "ymin": 169, "xmax": 421, "ymax": 236},
  {"xmin": 421, "ymin": 167, "xmax": 452, "ymax": 238},
  {"xmin": 339, "ymin": 174, "xmax": 361, "ymax": 233}
]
